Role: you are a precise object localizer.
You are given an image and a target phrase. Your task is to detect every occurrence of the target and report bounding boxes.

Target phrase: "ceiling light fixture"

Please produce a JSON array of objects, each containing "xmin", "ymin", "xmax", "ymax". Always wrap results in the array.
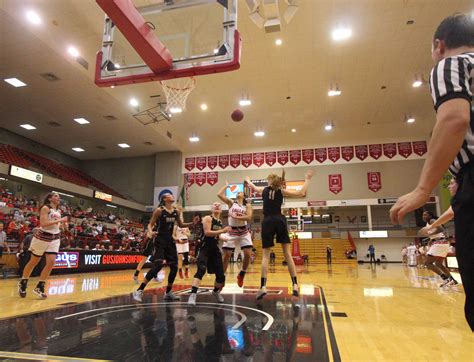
[
  {"xmin": 118, "ymin": 143, "xmax": 130, "ymax": 148},
  {"xmin": 412, "ymin": 75, "xmax": 423, "ymax": 88},
  {"xmin": 405, "ymin": 115, "xmax": 415, "ymax": 124},
  {"xmin": 332, "ymin": 26, "xmax": 352, "ymax": 41},
  {"xmin": 106, "ymin": 204, "xmax": 117, "ymax": 208},
  {"xmin": 275, "ymin": 38, "xmax": 283, "ymax": 46},
  {"xmin": 73, "ymin": 117, "xmax": 90, "ymax": 125},
  {"xmin": 72, "ymin": 147, "xmax": 85, "ymax": 152},
  {"xmin": 200, "ymin": 103, "xmax": 208, "ymax": 111},
  {"xmin": 20, "ymin": 124, "xmax": 36, "ymax": 130},
  {"xmin": 239, "ymin": 95, "xmax": 252, "ymax": 106},
  {"xmin": 291, "ymin": 128, "xmax": 296, "ymax": 133},
  {"xmin": 4, "ymin": 78, "xmax": 27, "ymax": 87},
  {"xmin": 67, "ymin": 46, "xmax": 80, "ymax": 58},
  {"xmin": 189, "ymin": 135, "xmax": 200, "ymax": 142},
  {"xmin": 129, "ymin": 98, "xmax": 139, "ymax": 107},
  {"xmin": 169, "ymin": 107, "xmax": 183, "ymax": 114},
  {"xmin": 26, "ymin": 10, "xmax": 41, "ymax": 25},
  {"xmin": 328, "ymin": 86, "xmax": 342, "ymax": 97},
  {"xmin": 254, "ymin": 130, "xmax": 265, "ymax": 137},
  {"xmin": 324, "ymin": 120, "xmax": 334, "ymax": 131}
]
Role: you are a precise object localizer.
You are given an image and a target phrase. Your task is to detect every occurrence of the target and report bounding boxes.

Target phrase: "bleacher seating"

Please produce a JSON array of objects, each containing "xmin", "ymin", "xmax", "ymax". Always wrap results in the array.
[{"xmin": 0, "ymin": 143, "xmax": 125, "ymax": 199}]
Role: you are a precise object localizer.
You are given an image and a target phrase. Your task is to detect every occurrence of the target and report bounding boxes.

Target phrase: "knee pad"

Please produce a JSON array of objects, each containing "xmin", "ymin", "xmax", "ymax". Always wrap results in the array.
[{"xmin": 194, "ymin": 264, "xmax": 207, "ymax": 280}]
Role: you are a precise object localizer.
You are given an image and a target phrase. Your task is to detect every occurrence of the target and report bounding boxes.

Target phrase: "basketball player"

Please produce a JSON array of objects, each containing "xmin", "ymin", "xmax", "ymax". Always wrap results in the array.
[
  {"xmin": 133, "ymin": 193, "xmax": 192, "ymax": 302},
  {"xmin": 389, "ymin": 13, "xmax": 473, "ymax": 330},
  {"xmin": 217, "ymin": 182, "xmax": 253, "ymax": 287},
  {"xmin": 18, "ymin": 192, "xmax": 68, "ymax": 298},
  {"xmin": 245, "ymin": 169, "xmax": 314, "ymax": 299},
  {"xmin": 173, "ymin": 223, "xmax": 191, "ymax": 279},
  {"xmin": 188, "ymin": 202, "xmax": 230, "ymax": 306}
]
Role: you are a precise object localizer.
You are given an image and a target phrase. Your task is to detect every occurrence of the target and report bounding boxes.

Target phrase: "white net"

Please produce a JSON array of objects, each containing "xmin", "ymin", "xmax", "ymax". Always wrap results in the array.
[{"xmin": 159, "ymin": 77, "xmax": 196, "ymax": 114}]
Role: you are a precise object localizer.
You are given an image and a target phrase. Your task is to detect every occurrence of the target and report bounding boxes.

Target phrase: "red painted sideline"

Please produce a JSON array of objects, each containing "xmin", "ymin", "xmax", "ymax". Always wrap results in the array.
[{"xmin": 96, "ymin": 0, "xmax": 172, "ymax": 73}]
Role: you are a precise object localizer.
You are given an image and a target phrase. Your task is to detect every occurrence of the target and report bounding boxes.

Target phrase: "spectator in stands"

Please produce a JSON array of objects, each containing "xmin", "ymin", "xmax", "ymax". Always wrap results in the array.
[
  {"xmin": 368, "ymin": 244, "xmax": 376, "ymax": 264},
  {"xmin": 0, "ymin": 222, "xmax": 10, "ymax": 263},
  {"xmin": 108, "ymin": 245, "xmax": 114, "ymax": 251},
  {"xmin": 7, "ymin": 219, "xmax": 20, "ymax": 236},
  {"xmin": 93, "ymin": 244, "xmax": 101, "ymax": 251},
  {"xmin": 326, "ymin": 246, "xmax": 333, "ymax": 264}
]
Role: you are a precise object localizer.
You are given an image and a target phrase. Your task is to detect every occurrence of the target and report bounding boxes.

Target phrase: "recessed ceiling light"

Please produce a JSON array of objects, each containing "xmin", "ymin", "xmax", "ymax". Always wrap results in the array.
[
  {"xmin": 189, "ymin": 136, "xmax": 200, "ymax": 142},
  {"xmin": 239, "ymin": 99, "xmax": 252, "ymax": 106},
  {"xmin": 129, "ymin": 98, "xmax": 139, "ymax": 107},
  {"xmin": 73, "ymin": 117, "xmax": 90, "ymax": 125},
  {"xmin": 20, "ymin": 124, "xmax": 36, "ymax": 130},
  {"xmin": 67, "ymin": 46, "xmax": 80, "ymax": 58},
  {"xmin": 324, "ymin": 121, "xmax": 334, "ymax": 131},
  {"xmin": 406, "ymin": 117, "xmax": 415, "ymax": 124},
  {"xmin": 26, "ymin": 10, "xmax": 41, "ymax": 25},
  {"xmin": 169, "ymin": 107, "xmax": 183, "ymax": 114},
  {"xmin": 254, "ymin": 130, "xmax": 265, "ymax": 137},
  {"xmin": 118, "ymin": 143, "xmax": 130, "ymax": 148},
  {"xmin": 291, "ymin": 128, "xmax": 296, "ymax": 133},
  {"xmin": 332, "ymin": 27, "xmax": 352, "ymax": 41},
  {"xmin": 328, "ymin": 89, "xmax": 342, "ymax": 97},
  {"xmin": 412, "ymin": 80, "xmax": 422, "ymax": 88},
  {"xmin": 114, "ymin": 63, "xmax": 121, "ymax": 69},
  {"xmin": 200, "ymin": 103, "xmax": 208, "ymax": 111},
  {"xmin": 106, "ymin": 203, "xmax": 117, "ymax": 208},
  {"xmin": 72, "ymin": 147, "xmax": 85, "ymax": 152},
  {"xmin": 4, "ymin": 78, "xmax": 27, "ymax": 87},
  {"xmin": 275, "ymin": 38, "xmax": 283, "ymax": 45},
  {"xmin": 213, "ymin": 48, "xmax": 219, "ymax": 54}
]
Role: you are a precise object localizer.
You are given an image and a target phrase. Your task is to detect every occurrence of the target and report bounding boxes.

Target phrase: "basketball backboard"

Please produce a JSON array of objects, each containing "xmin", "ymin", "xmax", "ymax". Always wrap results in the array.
[{"xmin": 95, "ymin": 0, "xmax": 241, "ymax": 87}]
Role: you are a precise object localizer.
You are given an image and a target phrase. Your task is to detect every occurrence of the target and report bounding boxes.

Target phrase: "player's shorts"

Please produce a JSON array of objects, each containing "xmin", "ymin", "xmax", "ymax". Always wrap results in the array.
[
  {"xmin": 222, "ymin": 231, "xmax": 253, "ymax": 250},
  {"xmin": 152, "ymin": 234, "xmax": 178, "ymax": 265},
  {"xmin": 427, "ymin": 243, "xmax": 449, "ymax": 258},
  {"xmin": 176, "ymin": 240, "xmax": 189, "ymax": 254},
  {"xmin": 29, "ymin": 236, "xmax": 60, "ymax": 256},
  {"xmin": 196, "ymin": 245, "xmax": 224, "ymax": 278},
  {"xmin": 261, "ymin": 214, "xmax": 291, "ymax": 248}
]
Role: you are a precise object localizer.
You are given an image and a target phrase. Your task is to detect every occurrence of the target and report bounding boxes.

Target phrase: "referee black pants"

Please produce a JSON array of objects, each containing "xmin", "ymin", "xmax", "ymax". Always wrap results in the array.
[{"xmin": 452, "ymin": 163, "xmax": 474, "ymax": 331}]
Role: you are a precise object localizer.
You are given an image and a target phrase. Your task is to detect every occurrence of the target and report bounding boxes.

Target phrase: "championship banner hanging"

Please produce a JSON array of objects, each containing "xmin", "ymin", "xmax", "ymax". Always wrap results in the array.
[
  {"xmin": 341, "ymin": 146, "xmax": 354, "ymax": 162},
  {"xmin": 277, "ymin": 151, "xmax": 289, "ymax": 165},
  {"xmin": 185, "ymin": 173, "xmax": 195, "ymax": 186},
  {"xmin": 218, "ymin": 155, "xmax": 229, "ymax": 169},
  {"xmin": 206, "ymin": 172, "xmax": 218, "ymax": 186},
  {"xmin": 329, "ymin": 174, "xmax": 343, "ymax": 194},
  {"xmin": 265, "ymin": 151, "xmax": 276, "ymax": 166},
  {"xmin": 315, "ymin": 148, "xmax": 327, "ymax": 163},
  {"xmin": 302, "ymin": 149, "xmax": 314, "ymax": 164},
  {"xmin": 185, "ymin": 157, "xmax": 195, "ymax": 171},
  {"xmin": 241, "ymin": 153, "xmax": 252, "ymax": 168},
  {"xmin": 367, "ymin": 172, "xmax": 382, "ymax": 192},
  {"xmin": 328, "ymin": 147, "xmax": 341, "ymax": 163},
  {"xmin": 369, "ymin": 144, "xmax": 382, "ymax": 159},
  {"xmin": 290, "ymin": 150, "xmax": 301, "ymax": 165},
  {"xmin": 207, "ymin": 156, "xmax": 218, "ymax": 170},
  {"xmin": 253, "ymin": 152, "xmax": 264, "ymax": 167},
  {"xmin": 413, "ymin": 141, "xmax": 427, "ymax": 156},
  {"xmin": 355, "ymin": 145, "xmax": 368, "ymax": 160},
  {"xmin": 230, "ymin": 154, "xmax": 241, "ymax": 168},
  {"xmin": 195, "ymin": 172, "xmax": 206, "ymax": 186},
  {"xmin": 196, "ymin": 156, "xmax": 206, "ymax": 170},
  {"xmin": 383, "ymin": 143, "xmax": 397, "ymax": 159},
  {"xmin": 398, "ymin": 142, "xmax": 412, "ymax": 158}
]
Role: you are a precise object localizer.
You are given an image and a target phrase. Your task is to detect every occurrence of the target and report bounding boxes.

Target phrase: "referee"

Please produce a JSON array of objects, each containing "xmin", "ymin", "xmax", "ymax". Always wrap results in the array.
[{"xmin": 390, "ymin": 13, "xmax": 473, "ymax": 331}]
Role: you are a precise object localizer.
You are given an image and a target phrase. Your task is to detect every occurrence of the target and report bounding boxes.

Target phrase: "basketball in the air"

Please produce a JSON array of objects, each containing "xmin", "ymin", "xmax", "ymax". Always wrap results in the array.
[{"xmin": 231, "ymin": 109, "xmax": 244, "ymax": 122}]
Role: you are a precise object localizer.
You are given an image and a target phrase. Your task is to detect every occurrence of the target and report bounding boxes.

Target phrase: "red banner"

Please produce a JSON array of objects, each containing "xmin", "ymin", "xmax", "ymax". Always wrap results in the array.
[
  {"xmin": 341, "ymin": 146, "xmax": 354, "ymax": 162},
  {"xmin": 265, "ymin": 152, "xmax": 276, "ymax": 166},
  {"xmin": 207, "ymin": 156, "xmax": 217, "ymax": 170},
  {"xmin": 289, "ymin": 150, "xmax": 301, "ymax": 165},
  {"xmin": 277, "ymin": 151, "xmax": 289, "ymax": 165},
  {"xmin": 185, "ymin": 157, "xmax": 195, "ymax": 171},
  {"xmin": 230, "ymin": 154, "xmax": 241, "ymax": 168},
  {"xmin": 413, "ymin": 141, "xmax": 427, "ymax": 156},
  {"xmin": 196, "ymin": 156, "xmax": 206, "ymax": 170},
  {"xmin": 398, "ymin": 142, "xmax": 412, "ymax": 158},
  {"xmin": 218, "ymin": 155, "xmax": 229, "ymax": 169},
  {"xmin": 369, "ymin": 144, "xmax": 382, "ymax": 160},
  {"xmin": 302, "ymin": 149, "xmax": 314, "ymax": 164},
  {"xmin": 383, "ymin": 143, "xmax": 397, "ymax": 159},
  {"xmin": 195, "ymin": 172, "xmax": 206, "ymax": 186},
  {"xmin": 253, "ymin": 152, "xmax": 265, "ymax": 167},
  {"xmin": 241, "ymin": 153, "xmax": 252, "ymax": 168},
  {"xmin": 367, "ymin": 172, "xmax": 382, "ymax": 192},
  {"xmin": 328, "ymin": 147, "xmax": 341, "ymax": 163},
  {"xmin": 185, "ymin": 173, "xmax": 195, "ymax": 186},
  {"xmin": 315, "ymin": 148, "xmax": 327, "ymax": 163},
  {"xmin": 355, "ymin": 145, "xmax": 368, "ymax": 161},
  {"xmin": 329, "ymin": 174, "xmax": 342, "ymax": 194},
  {"xmin": 206, "ymin": 172, "xmax": 218, "ymax": 186}
]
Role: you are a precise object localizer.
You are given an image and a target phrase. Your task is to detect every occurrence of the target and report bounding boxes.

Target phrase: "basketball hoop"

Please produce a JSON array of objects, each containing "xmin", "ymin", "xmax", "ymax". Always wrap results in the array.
[{"xmin": 159, "ymin": 77, "xmax": 196, "ymax": 114}]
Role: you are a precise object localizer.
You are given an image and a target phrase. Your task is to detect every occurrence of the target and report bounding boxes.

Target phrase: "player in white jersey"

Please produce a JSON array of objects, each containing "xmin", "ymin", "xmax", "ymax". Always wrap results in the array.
[
  {"xmin": 173, "ymin": 224, "xmax": 191, "ymax": 279},
  {"xmin": 217, "ymin": 182, "xmax": 253, "ymax": 287},
  {"xmin": 18, "ymin": 192, "xmax": 68, "ymax": 298}
]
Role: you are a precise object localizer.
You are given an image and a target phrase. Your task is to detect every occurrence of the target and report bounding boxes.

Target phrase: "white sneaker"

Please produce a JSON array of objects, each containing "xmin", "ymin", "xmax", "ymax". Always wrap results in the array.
[
  {"xmin": 188, "ymin": 293, "xmax": 197, "ymax": 306},
  {"xmin": 212, "ymin": 291, "xmax": 224, "ymax": 303},
  {"xmin": 164, "ymin": 291, "xmax": 180, "ymax": 301},
  {"xmin": 256, "ymin": 288, "xmax": 267, "ymax": 300},
  {"xmin": 133, "ymin": 290, "xmax": 143, "ymax": 302}
]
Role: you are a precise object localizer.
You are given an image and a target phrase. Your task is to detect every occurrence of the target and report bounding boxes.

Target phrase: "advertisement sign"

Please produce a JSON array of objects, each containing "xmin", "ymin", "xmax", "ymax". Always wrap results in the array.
[
  {"xmin": 10, "ymin": 166, "xmax": 43, "ymax": 183},
  {"xmin": 153, "ymin": 186, "xmax": 178, "ymax": 206},
  {"xmin": 94, "ymin": 191, "xmax": 112, "ymax": 202},
  {"xmin": 285, "ymin": 180, "xmax": 305, "ymax": 191},
  {"xmin": 245, "ymin": 179, "xmax": 267, "ymax": 204},
  {"xmin": 225, "ymin": 183, "xmax": 244, "ymax": 199},
  {"xmin": 54, "ymin": 252, "xmax": 80, "ymax": 269}
]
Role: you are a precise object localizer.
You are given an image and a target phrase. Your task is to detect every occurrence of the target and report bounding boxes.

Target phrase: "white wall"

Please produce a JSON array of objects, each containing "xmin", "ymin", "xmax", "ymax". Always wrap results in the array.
[{"xmin": 354, "ymin": 237, "xmax": 414, "ymax": 262}]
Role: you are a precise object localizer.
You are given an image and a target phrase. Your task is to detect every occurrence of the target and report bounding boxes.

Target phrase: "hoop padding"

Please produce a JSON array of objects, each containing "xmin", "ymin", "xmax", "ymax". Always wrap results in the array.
[{"xmin": 160, "ymin": 77, "xmax": 196, "ymax": 112}]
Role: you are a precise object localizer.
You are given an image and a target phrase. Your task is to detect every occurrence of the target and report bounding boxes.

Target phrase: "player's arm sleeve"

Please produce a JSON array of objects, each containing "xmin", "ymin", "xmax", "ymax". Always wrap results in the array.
[{"xmin": 430, "ymin": 56, "xmax": 472, "ymax": 111}]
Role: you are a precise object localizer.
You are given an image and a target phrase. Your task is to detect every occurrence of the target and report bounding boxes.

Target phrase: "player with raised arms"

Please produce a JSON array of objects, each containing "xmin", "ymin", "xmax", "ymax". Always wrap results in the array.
[
  {"xmin": 246, "ymin": 169, "xmax": 314, "ymax": 299},
  {"xmin": 217, "ymin": 181, "xmax": 253, "ymax": 287}
]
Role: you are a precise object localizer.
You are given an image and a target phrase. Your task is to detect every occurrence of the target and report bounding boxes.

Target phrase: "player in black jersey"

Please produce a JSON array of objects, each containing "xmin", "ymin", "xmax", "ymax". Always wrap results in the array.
[
  {"xmin": 133, "ymin": 193, "xmax": 192, "ymax": 302},
  {"xmin": 188, "ymin": 202, "xmax": 230, "ymax": 306},
  {"xmin": 246, "ymin": 169, "xmax": 313, "ymax": 299}
]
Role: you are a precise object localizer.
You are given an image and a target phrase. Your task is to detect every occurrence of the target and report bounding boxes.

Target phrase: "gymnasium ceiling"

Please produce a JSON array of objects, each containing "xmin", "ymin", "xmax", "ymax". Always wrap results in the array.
[{"xmin": 0, "ymin": 0, "xmax": 472, "ymax": 160}]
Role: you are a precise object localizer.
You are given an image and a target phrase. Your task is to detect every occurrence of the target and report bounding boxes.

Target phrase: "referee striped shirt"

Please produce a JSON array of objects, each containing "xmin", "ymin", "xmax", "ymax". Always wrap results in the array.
[{"xmin": 429, "ymin": 52, "xmax": 473, "ymax": 176}]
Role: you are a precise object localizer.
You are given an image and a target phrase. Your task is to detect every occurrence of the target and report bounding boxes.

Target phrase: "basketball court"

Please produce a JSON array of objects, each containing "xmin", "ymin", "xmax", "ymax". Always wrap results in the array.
[{"xmin": 0, "ymin": 0, "xmax": 473, "ymax": 361}]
